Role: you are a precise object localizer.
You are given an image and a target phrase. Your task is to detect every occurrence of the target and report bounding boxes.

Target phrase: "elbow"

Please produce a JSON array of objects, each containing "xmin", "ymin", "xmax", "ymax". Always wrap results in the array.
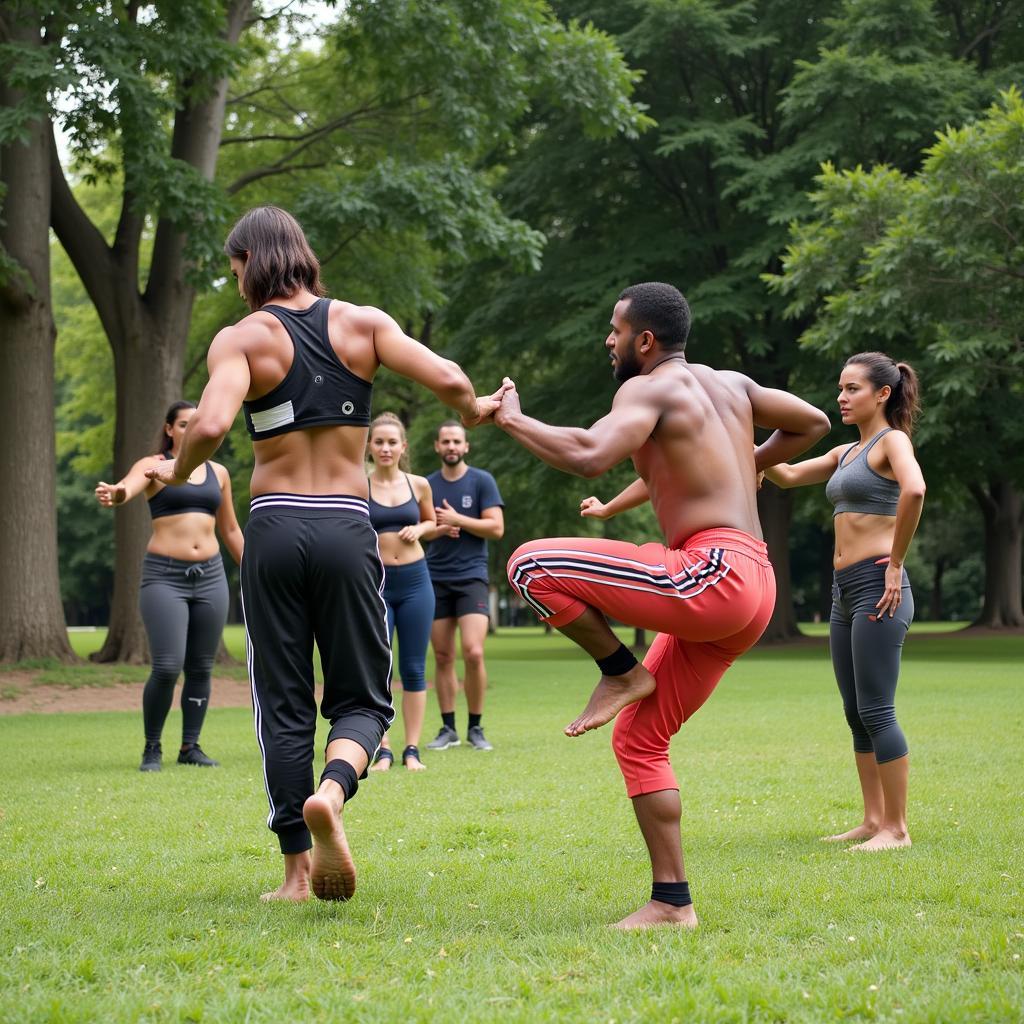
[
  {"xmin": 577, "ymin": 458, "xmax": 607, "ymax": 481},
  {"xmin": 193, "ymin": 415, "xmax": 232, "ymax": 443},
  {"xmin": 440, "ymin": 360, "xmax": 473, "ymax": 400},
  {"xmin": 907, "ymin": 483, "xmax": 926, "ymax": 503},
  {"xmin": 492, "ymin": 525, "xmax": 504, "ymax": 540},
  {"xmin": 811, "ymin": 410, "xmax": 831, "ymax": 440}
]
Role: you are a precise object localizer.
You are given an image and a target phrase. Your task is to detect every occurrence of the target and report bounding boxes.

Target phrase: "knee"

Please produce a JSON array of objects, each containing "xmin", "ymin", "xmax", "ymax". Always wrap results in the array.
[
  {"xmin": 433, "ymin": 647, "xmax": 455, "ymax": 669},
  {"xmin": 148, "ymin": 660, "xmax": 182, "ymax": 687},
  {"xmin": 858, "ymin": 701, "xmax": 897, "ymax": 737},
  {"xmin": 462, "ymin": 645, "xmax": 485, "ymax": 668}
]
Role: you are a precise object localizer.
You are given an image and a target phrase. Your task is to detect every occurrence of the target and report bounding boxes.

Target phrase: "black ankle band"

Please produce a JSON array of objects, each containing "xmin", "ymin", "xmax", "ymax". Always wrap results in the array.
[
  {"xmin": 320, "ymin": 759, "xmax": 358, "ymax": 802},
  {"xmin": 651, "ymin": 881, "xmax": 692, "ymax": 907},
  {"xmin": 596, "ymin": 643, "xmax": 638, "ymax": 677}
]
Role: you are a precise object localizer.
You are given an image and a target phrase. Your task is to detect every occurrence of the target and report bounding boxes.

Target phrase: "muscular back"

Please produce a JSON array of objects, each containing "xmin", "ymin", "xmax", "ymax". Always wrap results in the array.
[
  {"xmin": 235, "ymin": 299, "xmax": 394, "ymax": 497},
  {"xmin": 632, "ymin": 362, "xmax": 762, "ymax": 547}
]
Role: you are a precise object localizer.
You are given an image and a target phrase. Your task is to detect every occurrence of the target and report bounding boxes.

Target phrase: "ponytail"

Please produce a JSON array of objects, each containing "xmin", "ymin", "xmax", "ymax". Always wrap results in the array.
[
  {"xmin": 158, "ymin": 400, "xmax": 196, "ymax": 455},
  {"xmin": 844, "ymin": 352, "xmax": 921, "ymax": 437}
]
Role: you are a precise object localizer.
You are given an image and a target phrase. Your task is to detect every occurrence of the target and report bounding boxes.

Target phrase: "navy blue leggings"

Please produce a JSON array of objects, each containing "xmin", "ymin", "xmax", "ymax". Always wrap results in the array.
[
  {"xmin": 830, "ymin": 556, "xmax": 913, "ymax": 764},
  {"xmin": 382, "ymin": 559, "xmax": 435, "ymax": 692}
]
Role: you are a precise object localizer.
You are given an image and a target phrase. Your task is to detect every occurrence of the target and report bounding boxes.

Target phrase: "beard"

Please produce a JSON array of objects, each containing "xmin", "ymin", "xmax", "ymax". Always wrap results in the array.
[
  {"xmin": 442, "ymin": 451, "xmax": 464, "ymax": 464},
  {"xmin": 612, "ymin": 339, "xmax": 642, "ymax": 382}
]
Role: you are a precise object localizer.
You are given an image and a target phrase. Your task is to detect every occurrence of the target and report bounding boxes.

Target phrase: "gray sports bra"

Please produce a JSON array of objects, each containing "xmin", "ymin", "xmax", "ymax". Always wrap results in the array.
[{"xmin": 825, "ymin": 428, "xmax": 900, "ymax": 517}]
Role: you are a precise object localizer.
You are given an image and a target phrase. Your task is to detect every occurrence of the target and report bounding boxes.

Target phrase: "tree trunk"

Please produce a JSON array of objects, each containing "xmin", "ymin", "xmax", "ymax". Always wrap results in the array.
[
  {"xmin": 756, "ymin": 484, "xmax": 800, "ymax": 642},
  {"xmin": 632, "ymin": 627, "xmax": 647, "ymax": 651},
  {"xmin": 929, "ymin": 555, "xmax": 945, "ymax": 622},
  {"xmin": 969, "ymin": 478, "xmax": 1024, "ymax": 628},
  {"xmin": 0, "ymin": 19, "xmax": 75, "ymax": 664}
]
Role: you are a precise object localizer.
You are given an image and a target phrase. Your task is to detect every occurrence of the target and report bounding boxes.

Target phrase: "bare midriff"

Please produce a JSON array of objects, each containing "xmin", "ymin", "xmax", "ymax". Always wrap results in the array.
[
  {"xmin": 147, "ymin": 513, "xmax": 220, "ymax": 561},
  {"xmin": 376, "ymin": 533, "xmax": 426, "ymax": 566},
  {"xmin": 250, "ymin": 424, "xmax": 370, "ymax": 498},
  {"xmin": 833, "ymin": 511, "xmax": 896, "ymax": 569}
]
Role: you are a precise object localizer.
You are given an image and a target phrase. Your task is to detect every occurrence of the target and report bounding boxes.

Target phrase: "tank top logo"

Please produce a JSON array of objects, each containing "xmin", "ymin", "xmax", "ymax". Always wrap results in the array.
[
  {"xmin": 342, "ymin": 401, "xmax": 355, "ymax": 415},
  {"xmin": 461, "ymin": 495, "xmax": 473, "ymax": 509},
  {"xmin": 313, "ymin": 374, "xmax": 323, "ymax": 385}
]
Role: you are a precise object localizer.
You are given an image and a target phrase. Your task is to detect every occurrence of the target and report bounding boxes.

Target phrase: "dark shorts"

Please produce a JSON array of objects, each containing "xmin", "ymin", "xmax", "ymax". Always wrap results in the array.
[{"xmin": 432, "ymin": 579, "xmax": 489, "ymax": 620}]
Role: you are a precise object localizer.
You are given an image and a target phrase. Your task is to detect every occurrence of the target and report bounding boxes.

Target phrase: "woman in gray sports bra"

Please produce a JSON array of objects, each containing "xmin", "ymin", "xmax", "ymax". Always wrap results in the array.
[{"xmin": 764, "ymin": 352, "xmax": 925, "ymax": 852}]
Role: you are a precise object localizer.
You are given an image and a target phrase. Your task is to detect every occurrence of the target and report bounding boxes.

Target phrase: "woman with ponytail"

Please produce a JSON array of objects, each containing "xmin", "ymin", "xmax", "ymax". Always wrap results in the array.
[
  {"xmin": 95, "ymin": 401, "xmax": 244, "ymax": 771},
  {"xmin": 764, "ymin": 353, "xmax": 925, "ymax": 851},
  {"xmin": 365, "ymin": 412, "xmax": 438, "ymax": 772}
]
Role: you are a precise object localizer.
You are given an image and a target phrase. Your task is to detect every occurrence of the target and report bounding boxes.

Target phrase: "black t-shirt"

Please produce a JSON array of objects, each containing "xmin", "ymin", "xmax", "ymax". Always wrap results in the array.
[{"xmin": 426, "ymin": 467, "xmax": 504, "ymax": 583}]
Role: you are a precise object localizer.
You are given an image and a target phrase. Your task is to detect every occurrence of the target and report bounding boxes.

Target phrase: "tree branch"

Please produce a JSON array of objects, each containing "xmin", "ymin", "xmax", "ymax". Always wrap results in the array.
[{"xmin": 226, "ymin": 161, "xmax": 328, "ymax": 195}]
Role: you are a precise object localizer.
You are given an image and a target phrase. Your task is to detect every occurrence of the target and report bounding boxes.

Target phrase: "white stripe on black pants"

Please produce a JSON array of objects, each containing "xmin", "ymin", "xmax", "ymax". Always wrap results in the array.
[{"xmin": 240, "ymin": 494, "xmax": 394, "ymax": 855}]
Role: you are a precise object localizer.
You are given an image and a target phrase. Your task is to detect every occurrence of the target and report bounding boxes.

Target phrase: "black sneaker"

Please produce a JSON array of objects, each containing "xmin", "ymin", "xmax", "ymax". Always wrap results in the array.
[
  {"xmin": 426, "ymin": 725, "xmax": 461, "ymax": 750},
  {"xmin": 140, "ymin": 743, "xmax": 162, "ymax": 772},
  {"xmin": 466, "ymin": 725, "xmax": 493, "ymax": 751},
  {"xmin": 177, "ymin": 744, "xmax": 219, "ymax": 767}
]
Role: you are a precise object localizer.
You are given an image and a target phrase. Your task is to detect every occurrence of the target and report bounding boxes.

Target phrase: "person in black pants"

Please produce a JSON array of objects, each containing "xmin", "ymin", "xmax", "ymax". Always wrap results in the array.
[
  {"xmin": 764, "ymin": 352, "xmax": 925, "ymax": 852},
  {"xmin": 146, "ymin": 205, "xmax": 502, "ymax": 902},
  {"xmin": 95, "ymin": 401, "xmax": 244, "ymax": 771}
]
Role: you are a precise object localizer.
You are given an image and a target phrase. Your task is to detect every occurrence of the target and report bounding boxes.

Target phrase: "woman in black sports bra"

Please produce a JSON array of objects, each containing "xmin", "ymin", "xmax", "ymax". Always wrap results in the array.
[
  {"xmin": 365, "ymin": 412, "xmax": 437, "ymax": 772},
  {"xmin": 764, "ymin": 353, "xmax": 925, "ymax": 852},
  {"xmin": 95, "ymin": 401, "xmax": 244, "ymax": 772}
]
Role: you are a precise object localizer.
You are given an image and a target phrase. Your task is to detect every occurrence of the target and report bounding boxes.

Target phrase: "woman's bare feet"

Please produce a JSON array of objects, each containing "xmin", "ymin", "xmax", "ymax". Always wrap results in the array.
[
  {"xmin": 261, "ymin": 852, "xmax": 311, "ymax": 902},
  {"xmin": 369, "ymin": 751, "xmax": 392, "ymax": 773},
  {"xmin": 611, "ymin": 900, "xmax": 698, "ymax": 930},
  {"xmin": 821, "ymin": 823, "xmax": 878, "ymax": 842},
  {"xmin": 565, "ymin": 663, "xmax": 655, "ymax": 737},
  {"xmin": 302, "ymin": 794, "xmax": 357, "ymax": 900},
  {"xmin": 404, "ymin": 754, "xmax": 426, "ymax": 772},
  {"xmin": 849, "ymin": 827, "xmax": 911, "ymax": 852}
]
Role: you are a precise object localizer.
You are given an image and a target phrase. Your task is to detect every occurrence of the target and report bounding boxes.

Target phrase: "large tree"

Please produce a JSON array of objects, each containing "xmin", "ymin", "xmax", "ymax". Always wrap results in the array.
[
  {"xmin": 767, "ymin": 90, "xmax": 1024, "ymax": 627},
  {"xmin": 0, "ymin": 2, "xmax": 74, "ymax": 662}
]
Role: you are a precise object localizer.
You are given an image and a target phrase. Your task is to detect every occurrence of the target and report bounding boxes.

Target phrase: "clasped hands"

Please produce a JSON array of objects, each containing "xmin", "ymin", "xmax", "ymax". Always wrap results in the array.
[{"xmin": 461, "ymin": 376, "xmax": 520, "ymax": 429}]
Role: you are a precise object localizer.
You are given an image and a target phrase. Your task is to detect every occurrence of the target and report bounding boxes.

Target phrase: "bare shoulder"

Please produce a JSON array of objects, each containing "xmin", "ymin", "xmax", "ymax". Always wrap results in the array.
[
  {"xmin": 208, "ymin": 461, "xmax": 231, "ymax": 486},
  {"xmin": 214, "ymin": 313, "xmax": 277, "ymax": 350},
  {"xmin": 410, "ymin": 474, "xmax": 432, "ymax": 499},
  {"xmin": 327, "ymin": 298, "xmax": 390, "ymax": 333},
  {"xmin": 882, "ymin": 428, "xmax": 914, "ymax": 451}
]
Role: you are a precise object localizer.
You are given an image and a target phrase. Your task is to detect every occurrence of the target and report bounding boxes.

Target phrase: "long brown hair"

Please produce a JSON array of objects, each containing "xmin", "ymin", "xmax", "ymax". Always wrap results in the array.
[
  {"xmin": 158, "ymin": 401, "xmax": 196, "ymax": 455},
  {"xmin": 844, "ymin": 352, "xmax": 921, "ymax": 436},
  {"xmin": 223, "ymin": 206, "xmax": 326, "ymax": 311},
  {"xmin": 368, "ymin": 412, "xmax": 411, "ymax": 472}
]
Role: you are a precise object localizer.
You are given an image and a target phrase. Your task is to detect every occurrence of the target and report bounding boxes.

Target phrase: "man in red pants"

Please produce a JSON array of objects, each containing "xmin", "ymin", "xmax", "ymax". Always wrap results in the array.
[{"xmin": 498, "ymin": 282, "xmax": 830, "ymax": 929}]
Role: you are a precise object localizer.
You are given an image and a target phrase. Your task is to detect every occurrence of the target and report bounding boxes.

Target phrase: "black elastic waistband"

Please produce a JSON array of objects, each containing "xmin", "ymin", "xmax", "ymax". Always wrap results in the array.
[
  {"xmin": 249, "ymin": 493, "xmax": 369, "ymax": 519},
  {"xmin": 835, "ymin": 555, "xmax": 902, "ymax": 585}
]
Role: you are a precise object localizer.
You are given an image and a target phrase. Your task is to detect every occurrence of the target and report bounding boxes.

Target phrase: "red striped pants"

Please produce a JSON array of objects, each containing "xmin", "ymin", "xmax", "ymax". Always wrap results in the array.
[{"xmin": 507, "ymin": 529, "xmax": 776, "ymax": 796}]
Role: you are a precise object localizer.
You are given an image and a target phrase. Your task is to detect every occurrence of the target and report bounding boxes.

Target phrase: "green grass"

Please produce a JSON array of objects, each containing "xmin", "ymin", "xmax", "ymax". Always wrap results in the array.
[{"xmin": 2, "ymin": 631, "xmax": 1022, "ymax": 1022}]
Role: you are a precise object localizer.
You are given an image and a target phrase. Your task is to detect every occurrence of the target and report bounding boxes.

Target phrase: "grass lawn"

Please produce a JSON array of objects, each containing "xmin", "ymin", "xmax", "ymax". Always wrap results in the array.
[{"xmin": 1, "ymin": 628, "xmax": 1021, "ymax": 1022}]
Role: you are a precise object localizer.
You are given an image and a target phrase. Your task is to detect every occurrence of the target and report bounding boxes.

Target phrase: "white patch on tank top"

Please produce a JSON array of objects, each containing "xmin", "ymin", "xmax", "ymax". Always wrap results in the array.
[{"xmin": 250, "ymin": 400, "xmax": 295, "ymax": 433}]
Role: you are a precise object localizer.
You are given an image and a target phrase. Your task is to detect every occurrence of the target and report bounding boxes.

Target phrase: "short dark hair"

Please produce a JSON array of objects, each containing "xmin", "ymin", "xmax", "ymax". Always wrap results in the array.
[
  {"xmin": 618, "ymin": 282, "xmax": 691, "ymax": 350},
  {"xmin": 436, "ymin": 420, "xmax": 465, "ymax": 439},
  {"xmin": 224, "ymin": 206, "xmax": 325, "ymax": 311}
]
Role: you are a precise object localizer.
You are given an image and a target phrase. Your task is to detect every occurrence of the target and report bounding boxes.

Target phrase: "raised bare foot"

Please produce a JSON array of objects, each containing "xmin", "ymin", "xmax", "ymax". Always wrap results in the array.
[
  {"xmin": 821, "ymin": 823, "xmax": 878, "ymax": 842},
  {"xmin": 303, "ymin": 794, "xmax": 357, "ymax": 900},
  {"xmin": 565, "ymin": 663, "xmax": 655, "ymax": 737},
  {"xmin": 611, "ymin": 900, "xmax": 699, "ymax": 930},
  {"xmin": 848, "ymin": 827, "xmax": 911, "ymax": 852}
]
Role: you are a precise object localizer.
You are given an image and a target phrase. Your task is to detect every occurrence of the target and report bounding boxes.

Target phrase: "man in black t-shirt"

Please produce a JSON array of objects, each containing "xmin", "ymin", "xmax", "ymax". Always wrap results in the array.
[{"xmin": 424, "ymin": 421, "xmax": 504, "ymax": 751}]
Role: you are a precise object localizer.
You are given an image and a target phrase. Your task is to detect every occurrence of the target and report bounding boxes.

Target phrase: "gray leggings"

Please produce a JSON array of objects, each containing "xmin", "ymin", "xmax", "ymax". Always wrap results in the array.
[
  {"xmin": 829, "ymin": 556, "xmax": 913, "ymax": 764},
  {"xmin": 139, "ymin": 552, "xmax": 229, "ymax": 746}
]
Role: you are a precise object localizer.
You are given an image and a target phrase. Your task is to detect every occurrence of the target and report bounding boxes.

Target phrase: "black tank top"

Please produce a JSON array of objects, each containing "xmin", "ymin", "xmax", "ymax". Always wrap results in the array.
[
  {"xmin": 368, "ymin": 474, "xmax": 420, "ymax": 533},
  {"xmin": 147, "ymin": 460, "xmax": 222, "ymax": 520},
  {"xmin": 243, "ymin": 298, "xmax": 373, "ymax": 440}
]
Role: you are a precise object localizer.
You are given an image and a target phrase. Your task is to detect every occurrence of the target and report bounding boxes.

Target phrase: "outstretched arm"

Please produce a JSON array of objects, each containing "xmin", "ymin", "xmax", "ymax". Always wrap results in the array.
[
  {"xmin": 743, "ymin": 377, "xmax": 831, "ymax": 471},
  {"xmin": 495, "ymin": 378, "xmax": 659, "ymax": 479},
  {"xmin": 95, "ymin": 456, "xmax": 160, "ymax": 507},
  {"xmin": 580, "ymin": 477, "xmax": 650, "ymax": 520},
  {"xmin": 371, "ymin": 312, "xmax": 495, "ymax": 427},
  {"xmin": 763, "ymin": 448, "xmax": 842, "ymax": 489},
  {"xmin": 147, "ymin": 327, "xmax": 252, "ymax": 486}
]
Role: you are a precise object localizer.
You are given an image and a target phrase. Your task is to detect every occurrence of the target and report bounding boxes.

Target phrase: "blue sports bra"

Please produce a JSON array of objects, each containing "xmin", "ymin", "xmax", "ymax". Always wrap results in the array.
[
  {"xmin": 825, "ymin": 428, "xmax": 900, "ymax": 517},
  {"xmin": 147, "ymin": 459, "xmax": 222, "ymax": 520},
  {"xmin": 368, "ymin": 474, "xmax": 419, "ymax": 533},
  {"xmin": 243, "ymin": 298, "xmax": 372, "ymax": 440}
]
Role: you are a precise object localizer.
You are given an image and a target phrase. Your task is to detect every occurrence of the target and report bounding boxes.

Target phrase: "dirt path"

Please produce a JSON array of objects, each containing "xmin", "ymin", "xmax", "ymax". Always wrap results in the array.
[{"xmin": 0, "ymin": 675, "xmax": 254, "ymax": 716}]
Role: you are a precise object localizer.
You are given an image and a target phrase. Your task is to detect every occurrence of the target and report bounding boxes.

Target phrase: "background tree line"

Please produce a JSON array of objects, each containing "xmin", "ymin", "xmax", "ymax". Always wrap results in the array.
[{"xmin": 2, "ymin": 0, "xmax": 1021, "ymax": 665}]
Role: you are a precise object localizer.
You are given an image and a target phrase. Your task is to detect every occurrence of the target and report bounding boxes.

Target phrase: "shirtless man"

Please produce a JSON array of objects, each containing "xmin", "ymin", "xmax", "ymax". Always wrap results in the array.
[
  {"xmin": 499, "ymin": 282, "xmax": 830, "ymax": 929},
  {"xmin": 147, "ymin": 205, "xmax": 496, "ymax": 902}
]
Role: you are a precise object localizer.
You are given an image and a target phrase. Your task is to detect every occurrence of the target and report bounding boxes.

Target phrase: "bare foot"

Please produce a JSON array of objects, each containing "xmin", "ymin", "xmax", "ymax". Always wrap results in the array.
[
  {"xmin": 303, "ymin": 794, "xmax": 357, "ymax": 900},
  {"xmin": 404, "ymin": 754, "xmax": 426, "ymax": 772},
  {"xmin": 611, "ymin": 900, "xmax": 699, "ymax": 930},
  {"xmin": 848, "ymin": 827, "xmax": 911, "ymax": 852},
  {"xmin": 369, "ymin": 753, "xmax": 392, "ymax": 773},
  {"xmin": 821, "ymin": 823, "xmax": 878, "ymax": 842},
  {"xmin": 260, "ymin": 878, "xmax": 310, "ymax": 902},
  {"xmin": 565, "ymin": 663, "xmax": 655, "ymax": 737}
]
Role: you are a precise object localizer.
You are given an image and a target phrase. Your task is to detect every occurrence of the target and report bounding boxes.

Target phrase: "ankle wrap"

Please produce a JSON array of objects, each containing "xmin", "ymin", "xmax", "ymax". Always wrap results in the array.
[
  {"xmin": 651, "ymin": 881, "xmax": 692, "ymax": 907},
  {"xmin": 596, "ymin": 643, "xmax": 638, "ymax": 677},
  {"xmin": 320, "ymin": 759, "xmax": 358, "ymax": 803}
]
